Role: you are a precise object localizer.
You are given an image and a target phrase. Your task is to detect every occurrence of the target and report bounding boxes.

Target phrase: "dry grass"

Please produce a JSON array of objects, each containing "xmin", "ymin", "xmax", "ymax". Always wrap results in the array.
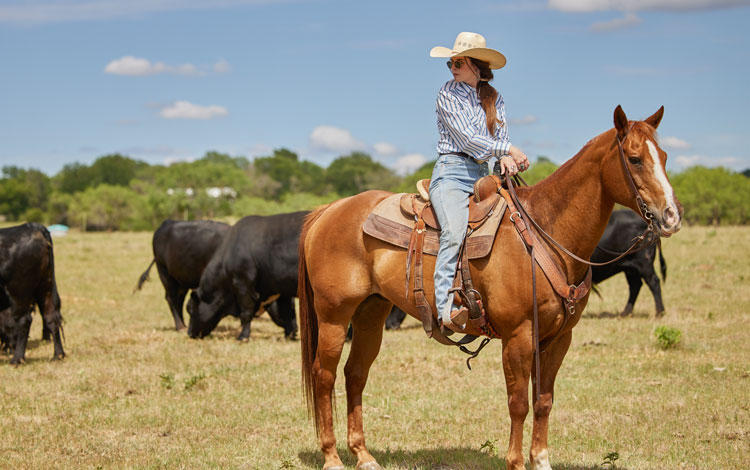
[{"xmin": 0, "ymin": 226, "xmax": 748, "ymax": 469}]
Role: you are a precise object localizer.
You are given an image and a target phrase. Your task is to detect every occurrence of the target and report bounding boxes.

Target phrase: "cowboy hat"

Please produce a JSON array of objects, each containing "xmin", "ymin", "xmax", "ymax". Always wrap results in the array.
[{"xmin": 430, "ymin": 32, "xmax": 506, "ymax": 70}]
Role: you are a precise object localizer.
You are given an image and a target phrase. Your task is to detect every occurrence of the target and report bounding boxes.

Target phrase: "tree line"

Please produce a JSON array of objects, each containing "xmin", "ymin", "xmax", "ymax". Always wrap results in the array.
[{"xmin": 1, "ymin": 150, "xmax": 749, "ymax": 230}]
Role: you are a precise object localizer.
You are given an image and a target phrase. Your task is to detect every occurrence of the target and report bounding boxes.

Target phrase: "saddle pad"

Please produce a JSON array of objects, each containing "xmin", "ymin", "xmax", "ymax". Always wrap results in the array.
[{"xmin": 363, "ymin": 193, "xmax": 507, "ymax": 259}]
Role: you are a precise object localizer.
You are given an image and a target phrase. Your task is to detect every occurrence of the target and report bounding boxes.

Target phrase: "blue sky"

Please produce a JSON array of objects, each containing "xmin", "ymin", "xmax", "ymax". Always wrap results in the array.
[{"xmin": 1, "ymin": 0, "xmax": 749, "ymax": 176}]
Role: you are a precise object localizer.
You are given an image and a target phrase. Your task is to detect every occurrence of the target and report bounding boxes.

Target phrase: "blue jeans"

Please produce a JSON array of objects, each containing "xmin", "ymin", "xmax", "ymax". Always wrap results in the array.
[{"xmin": 429, "ymin": 154, "xmax": 488, "ymax": 323}]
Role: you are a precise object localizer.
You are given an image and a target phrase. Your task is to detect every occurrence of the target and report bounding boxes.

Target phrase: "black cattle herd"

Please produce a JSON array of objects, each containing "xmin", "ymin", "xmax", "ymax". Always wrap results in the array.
[{"xmin": 0, "ymin": 210, "xmax": 667, "ymax": 364}]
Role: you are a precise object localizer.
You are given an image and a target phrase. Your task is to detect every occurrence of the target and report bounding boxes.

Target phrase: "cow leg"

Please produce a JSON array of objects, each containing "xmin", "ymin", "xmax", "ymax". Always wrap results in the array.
[
  {"xmin": 502, "ymin": 326, "xmax": 534, "ymax": 470},
  {"xmin": 233, "ymin": 281, "xmax": 258, "ymax": 342},
  {"xmin": 530, "ymin": 331, "xmax": 572, "ymax": 470},
  {"xmin": 345, "ymin": 296, "xmax": 391, "ymax": 470},
  {"xmin": 10, "ymin": 306, "xmax": 32, "ymax": 365},
  {"xmin": 156, "ymin": 264, "xmax": 188, "ymax": 331},
  {"xmin": 643, "ymin": 269, "xmax": 665, "ymax": 317},
  {"xmin": 275, "ymin": 296, "xmax": 298, "ymax": 340},
  {"xmin": 621, "ymin": 270, "xmax": 643, "ymax": 317},
  {"xmin": 37, "ymin": 288, "xmax": 65, "ymax": 361},
  {"xmin": 41, "ymin": 311, "xmax": 51, "ymax": 342}
]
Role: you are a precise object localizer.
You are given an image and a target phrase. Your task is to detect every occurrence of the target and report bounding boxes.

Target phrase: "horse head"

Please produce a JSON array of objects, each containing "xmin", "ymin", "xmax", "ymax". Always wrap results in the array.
[{"xmin": 604, "ymin": 105, "xmax": 683, "ymax": 237}]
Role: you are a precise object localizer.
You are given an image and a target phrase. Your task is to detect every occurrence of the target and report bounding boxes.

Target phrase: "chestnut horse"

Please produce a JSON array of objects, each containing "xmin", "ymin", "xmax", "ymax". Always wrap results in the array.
[{"xmin": 298, "ymin": 106, "xmax": 682, "ymax": 470}]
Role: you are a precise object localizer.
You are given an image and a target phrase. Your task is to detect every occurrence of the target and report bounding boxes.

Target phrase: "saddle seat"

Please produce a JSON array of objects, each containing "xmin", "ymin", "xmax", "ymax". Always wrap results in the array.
[{"xmin": 399, "ymin": 176, "xmax": 503, "ymax": 230}]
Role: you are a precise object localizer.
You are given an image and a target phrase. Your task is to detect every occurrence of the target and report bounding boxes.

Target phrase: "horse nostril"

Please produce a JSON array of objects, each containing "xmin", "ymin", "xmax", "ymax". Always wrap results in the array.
[{"xmin": 663, "ymin": 206, "xmax": 679, "ymax": 227}]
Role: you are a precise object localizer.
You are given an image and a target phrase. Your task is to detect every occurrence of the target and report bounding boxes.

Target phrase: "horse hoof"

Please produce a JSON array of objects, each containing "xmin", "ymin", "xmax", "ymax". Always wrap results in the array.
[
  {"xmin": 52, "ymin": 353, "xmax": 66, "ymax": 361},
  {"xmin": 323, "ymin": 466, "xmax": 345, "ymax": 470},
  {"xmin": 236, "ymin": 337, "xmax": 250, "ymax": 343},
  {"xmin": 356, "ymin": 462, "xmax": 384, "ymax": 470}
]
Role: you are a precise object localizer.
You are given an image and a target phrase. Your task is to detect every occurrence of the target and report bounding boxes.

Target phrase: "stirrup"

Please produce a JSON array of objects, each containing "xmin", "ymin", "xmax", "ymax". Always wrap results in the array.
[{"xmin": 440, "ymin": 307, "xmax": 469, "ymax": 334}]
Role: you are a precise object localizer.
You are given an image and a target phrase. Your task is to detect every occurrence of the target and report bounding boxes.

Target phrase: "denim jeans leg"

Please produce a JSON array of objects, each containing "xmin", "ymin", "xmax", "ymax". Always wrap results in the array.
[{"xmin": 429, "ymin": 155, "xmax": 482, "ymax": 324}]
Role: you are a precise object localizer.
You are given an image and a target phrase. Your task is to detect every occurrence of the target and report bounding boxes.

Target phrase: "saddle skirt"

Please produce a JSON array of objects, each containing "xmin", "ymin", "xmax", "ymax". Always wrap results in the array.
[{"xmin": 363, "ymin": 192, "xmax": 507, "ymax": 259}]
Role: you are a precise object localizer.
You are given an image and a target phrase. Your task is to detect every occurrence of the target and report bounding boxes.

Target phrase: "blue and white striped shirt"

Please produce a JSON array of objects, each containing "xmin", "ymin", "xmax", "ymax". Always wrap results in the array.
[{"xmin": 435, "ymin": 80, "xmax": 512, "ymax": 162}]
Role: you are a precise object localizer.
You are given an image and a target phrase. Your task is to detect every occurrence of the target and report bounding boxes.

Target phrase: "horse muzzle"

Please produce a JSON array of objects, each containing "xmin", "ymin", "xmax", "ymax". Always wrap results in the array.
[{"xmin": 656, "ymin": 205, "xmax": 682, "ymax": 237}]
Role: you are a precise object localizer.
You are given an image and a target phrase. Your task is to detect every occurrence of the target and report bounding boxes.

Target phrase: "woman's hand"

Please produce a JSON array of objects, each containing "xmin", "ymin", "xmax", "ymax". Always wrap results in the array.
[
  {"xmin": 509, "ymin": 145, "xmax": 530, "ymax": 172},
  {"xmin": 498, "ymin": 156, "xmax": 518, "ymax": 176}
]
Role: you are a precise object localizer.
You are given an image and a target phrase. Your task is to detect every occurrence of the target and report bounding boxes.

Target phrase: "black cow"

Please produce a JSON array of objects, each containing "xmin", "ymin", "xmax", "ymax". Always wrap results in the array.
[
  {"xmin": 136, "ymin": 220, "xmax": 230, "ymax": 331},
  {"xmin": 591, "ymin": 210, "xmax": 667, "ymax": 317},
  {"xmin": 0, "ymin": 223, "xmax": 65, "ymax": 364},
  {"xmin": 187, "ymin": 211, "xmax": 307, "ymax": 341}
]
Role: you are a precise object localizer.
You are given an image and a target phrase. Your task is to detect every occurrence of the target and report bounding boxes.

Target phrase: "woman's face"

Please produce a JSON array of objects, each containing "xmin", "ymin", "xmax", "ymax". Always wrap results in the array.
[{"xmin": 449, "ymin": 57, "xmax": 478, "ymax": 87}]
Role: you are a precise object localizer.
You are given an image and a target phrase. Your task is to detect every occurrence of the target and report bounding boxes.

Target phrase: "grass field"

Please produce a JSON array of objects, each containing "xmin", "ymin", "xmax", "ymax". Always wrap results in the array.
[{"xmin": 0, "ymin": 225, "xmax": 748, "ymax": 470}]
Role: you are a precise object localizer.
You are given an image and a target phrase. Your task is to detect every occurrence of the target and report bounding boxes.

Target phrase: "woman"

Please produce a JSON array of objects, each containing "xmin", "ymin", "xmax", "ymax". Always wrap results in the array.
[{"xmin": 429, "ymin": 31, "xmax": 529, "ymax": 332}]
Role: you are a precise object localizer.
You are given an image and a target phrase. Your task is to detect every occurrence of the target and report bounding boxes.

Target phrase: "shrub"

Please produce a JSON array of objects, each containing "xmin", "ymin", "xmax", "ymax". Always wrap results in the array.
[{"xmin": 654, "ymin": 325, "xmax": 682, "ymax": 350}]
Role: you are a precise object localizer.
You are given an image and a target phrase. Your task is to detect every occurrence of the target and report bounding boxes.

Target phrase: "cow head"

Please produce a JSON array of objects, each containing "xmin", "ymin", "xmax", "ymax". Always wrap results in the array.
[{"xmin": 186, "ymin": 289, "xmax": 226, "ymax": 339}]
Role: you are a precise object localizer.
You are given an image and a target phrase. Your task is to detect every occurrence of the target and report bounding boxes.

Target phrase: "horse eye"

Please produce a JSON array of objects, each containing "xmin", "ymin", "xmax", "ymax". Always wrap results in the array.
[{"xmin": 628, "ymin": 156, "xmax": 642, "ymax": 166}]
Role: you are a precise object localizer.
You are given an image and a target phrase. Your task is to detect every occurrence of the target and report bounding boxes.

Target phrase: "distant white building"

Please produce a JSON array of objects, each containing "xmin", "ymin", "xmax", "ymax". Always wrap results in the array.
[{"xmin": 166, "ymin": 187, "xmax": 236, "ymax": 198}]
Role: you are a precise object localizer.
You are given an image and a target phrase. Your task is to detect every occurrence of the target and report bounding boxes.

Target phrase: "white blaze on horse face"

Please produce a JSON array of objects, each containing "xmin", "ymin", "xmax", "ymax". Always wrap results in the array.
[{"xmin": 647, "ymin": 139, "xmax": 680, "ymax": 227}]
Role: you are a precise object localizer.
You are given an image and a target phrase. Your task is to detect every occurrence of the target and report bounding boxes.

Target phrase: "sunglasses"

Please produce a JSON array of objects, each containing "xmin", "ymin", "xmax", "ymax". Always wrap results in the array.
[{"xmin": 446, "ymin": 59, "xmax": 465, "ymax": 70}]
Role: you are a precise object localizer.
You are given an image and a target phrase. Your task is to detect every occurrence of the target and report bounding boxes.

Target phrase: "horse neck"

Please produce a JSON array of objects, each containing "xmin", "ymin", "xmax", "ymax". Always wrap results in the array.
[{"xmin": 522, "ymin": 131, "xmax": 617, "ymax": 272}]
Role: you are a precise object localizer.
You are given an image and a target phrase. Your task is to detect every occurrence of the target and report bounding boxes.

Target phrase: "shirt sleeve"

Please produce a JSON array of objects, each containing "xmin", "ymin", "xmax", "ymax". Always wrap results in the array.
[
  {"xmin": 436, "ymin": 89, "xmax": 512, "ymax": 162},
  {"xmin": 493, "ymin": 94, "xmax": 512, "ymax": 158}
]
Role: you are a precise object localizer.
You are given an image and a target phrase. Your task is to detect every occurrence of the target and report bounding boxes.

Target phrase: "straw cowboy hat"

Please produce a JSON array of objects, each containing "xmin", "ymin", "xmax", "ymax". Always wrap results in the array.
[{"xmin": 430, "ymin": 32, "xmax": 506, "ymax": 70}]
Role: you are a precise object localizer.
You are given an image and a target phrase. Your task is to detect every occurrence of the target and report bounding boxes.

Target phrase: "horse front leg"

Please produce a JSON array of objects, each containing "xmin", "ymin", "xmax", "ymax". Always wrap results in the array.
[
  {"xmin": 530, "ymin": 330, "xmax": 572, "ymax": 470},
  {"xmin": 501, "ymin": 327, "xmax": 534, "ymax": 470},
  {"xmin": 344, "ymin": 296, "xmax": 391, "ymax": 470},
  {"xmin": 313, "ymin": 319, "xmax": 349, "ymax": 470}
]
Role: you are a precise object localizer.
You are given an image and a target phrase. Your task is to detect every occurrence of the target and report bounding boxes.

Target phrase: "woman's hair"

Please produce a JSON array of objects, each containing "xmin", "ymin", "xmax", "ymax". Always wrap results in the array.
[{"xmin": 470, "ymin": 58, "xmax": 500, "ymax": 134}]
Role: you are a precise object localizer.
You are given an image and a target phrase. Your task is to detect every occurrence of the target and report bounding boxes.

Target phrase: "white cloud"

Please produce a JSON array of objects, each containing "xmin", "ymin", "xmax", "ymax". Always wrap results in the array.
[
  {"xmin": 373, "ymin": 142, "xmax": 399, "ymax": 156},
  {"xmin": 548, "ymin": 0, "xmax": 750, "ymax": 12},
  {"xmin": 393, "ymin": 153, "xmax": 427, "ymax": 176},
  {"xmin": 661, "ymin": 136, "xmax": 691, "ymax": 150},
  {"xmin": 590, "ymin": 12, "xmax": 643, "ymax": 31},
  {"xmin": 105, "ymin": 56, "xmax": 201, "ymax": 76},
  {"xmin": 213, "ymin": 59, "xmax": 231, "ymax": 74},
  {"xmin": 309, "ymin": 126, "xmax": 365, "ymax": 153},
  {"xmin": 508, "ymin": 115, "xmax": 538, "ymax": 126},
  {"xmin": 674, "ymin": 154, "xmax": 740, "ymax": 168},
  {"xmin": 160, "ymin": 101, "xmax": 228, "ymax": 120},
  {"xmin": 0, "ymin": 0, "xmax": 285, "ymax": 24}
]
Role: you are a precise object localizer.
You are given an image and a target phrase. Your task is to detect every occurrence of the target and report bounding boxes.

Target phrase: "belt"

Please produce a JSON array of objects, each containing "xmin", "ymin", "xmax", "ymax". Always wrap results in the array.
[{"xmin": 439, "ymin": 152, "xmax": 471, "ymax": 158}]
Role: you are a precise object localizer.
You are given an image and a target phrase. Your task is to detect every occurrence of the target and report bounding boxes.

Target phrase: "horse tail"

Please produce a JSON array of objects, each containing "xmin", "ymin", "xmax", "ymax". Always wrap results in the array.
[
  {"xmin": 134, "ymin": 259, "xmax": 156, "ymax": 293},
  {"xmin": 299, "ymin": 204, "xmax": 331, "ymax": 434},
  {"xmin": 657, "ymin": 238, "xmax": 667, "ymax": 282}
]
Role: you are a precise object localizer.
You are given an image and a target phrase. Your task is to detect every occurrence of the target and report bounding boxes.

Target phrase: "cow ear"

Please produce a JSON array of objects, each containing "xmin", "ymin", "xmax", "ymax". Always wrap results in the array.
[
  {"xmin": 644, "ymin": 106, "xmax": 664, "ymax": 130},
  {"xmin": 614, "ymin": 105, "xmax": 628, "ymax": 139}
]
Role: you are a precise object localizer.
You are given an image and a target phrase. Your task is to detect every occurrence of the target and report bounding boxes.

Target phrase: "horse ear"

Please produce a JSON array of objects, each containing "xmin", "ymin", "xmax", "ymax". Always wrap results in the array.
[
  {"xmin": 644, "ymin": 106, "xmax": 664, "ymax": 130},
  {"xmin": 614, "ymin": 105, "xmax": 628, "ymax": 138}
]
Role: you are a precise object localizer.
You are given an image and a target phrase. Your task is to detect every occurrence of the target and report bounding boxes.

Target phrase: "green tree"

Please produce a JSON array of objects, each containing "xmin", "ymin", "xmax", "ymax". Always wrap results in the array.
[
  {"xmin": 325, "ymin": 152, "xmax": 400, "ymax": 196},
  {"xmin": 90, "ymin": 154, "xmax": 148, "ymax": 187},
  {"xmin": 521, "ymin": 156, "xmax": 559, "ymax": 186},
  {"xmin": 0, "ymin": 166, "xmax": 51, "ymax": 220},
  {"xmin": 55, "ymin": 162, "xmax": 95, "ymax": 194},
  {"xmin": 671, "ymin": 166, "xmax": 750, "ymax": 225},
  {"xmin": 253, "ymin": 148, "xmax": 328, "ymax": 198},
  {"xmin": 68, "ymin": 184, "xmax": 148, "ymax": 231}
]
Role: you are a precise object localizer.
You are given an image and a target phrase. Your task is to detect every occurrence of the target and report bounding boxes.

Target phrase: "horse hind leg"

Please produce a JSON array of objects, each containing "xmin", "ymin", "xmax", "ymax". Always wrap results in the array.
[
  {"xmin": 530, "ymin": 330, "xmax": 572, "ymax": 470},
  {"xmin": 344, "ymin": 296, "xmax": 392, "ymax": 470},
  {"xmin": 312, "ymin": 303, "xmax": 353, "ymax": 470}
]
